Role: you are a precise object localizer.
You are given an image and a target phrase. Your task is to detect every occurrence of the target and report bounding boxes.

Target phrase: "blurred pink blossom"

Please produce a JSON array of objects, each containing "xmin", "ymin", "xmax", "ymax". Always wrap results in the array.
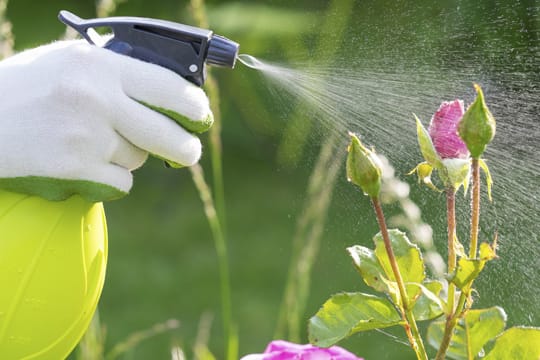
[
  {"xmin": 428, "ymin": 100, "xmax": 469, "ymax": 159},
  {"xmin": 240, "ymin": 340, "xmax": 363, "ymax": 360}
]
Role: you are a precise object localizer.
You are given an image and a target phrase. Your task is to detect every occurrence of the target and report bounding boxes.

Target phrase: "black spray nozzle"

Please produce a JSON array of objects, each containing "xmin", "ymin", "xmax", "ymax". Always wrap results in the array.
[{"xmin": 58, "ymin": 10, "xmax": 239, "ymax": 86}]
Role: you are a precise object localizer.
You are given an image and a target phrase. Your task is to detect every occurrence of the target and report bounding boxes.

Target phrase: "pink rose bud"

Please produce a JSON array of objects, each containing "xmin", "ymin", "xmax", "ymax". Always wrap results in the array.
[
  {"xmin": 240, "ymin": 340, "xmax": 363, "ymax": 360},
  {"xmin": 428, "ymin": 100, "xmax": 469, "ymax": 159}
]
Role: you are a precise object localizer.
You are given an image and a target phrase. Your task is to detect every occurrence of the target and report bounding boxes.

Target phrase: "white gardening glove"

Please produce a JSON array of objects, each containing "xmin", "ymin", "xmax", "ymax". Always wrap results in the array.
[{"xmin": 0, "ymin": 40, "xmax": 213, "ymax": 201}]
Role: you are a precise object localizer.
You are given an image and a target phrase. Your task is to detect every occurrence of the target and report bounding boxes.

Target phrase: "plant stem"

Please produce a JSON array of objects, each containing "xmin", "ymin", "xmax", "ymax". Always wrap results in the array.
[
  {"xmin": 436, "ymin": 160, "xmax": 482, "ymax": 360},
  {"xmin": 469, "ymin": 158, "xmax": 481, "ymax": 258},
  {"xmin": 446, "ymin": 188, "xmax": 457, "ymax": 316},
  {"xmin": 371, "ymin": 197, "xmax": 428, "ymax": 360},
  {"xmin": 435, "ymin": 188, "xmax": 459, "ymax": 360}
]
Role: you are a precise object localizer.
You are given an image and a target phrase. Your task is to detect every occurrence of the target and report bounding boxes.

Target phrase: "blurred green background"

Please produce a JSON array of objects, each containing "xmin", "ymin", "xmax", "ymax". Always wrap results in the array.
[{"xmin": 3, "ymin": 0, "xmax": 539, "ymax": 359}]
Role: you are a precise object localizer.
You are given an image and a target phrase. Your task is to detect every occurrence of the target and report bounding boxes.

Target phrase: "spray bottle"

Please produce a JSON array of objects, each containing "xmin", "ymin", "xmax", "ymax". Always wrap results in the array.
[{"xmin": 0, "ymin": 11, "xmax": 238, "ymax": 359}]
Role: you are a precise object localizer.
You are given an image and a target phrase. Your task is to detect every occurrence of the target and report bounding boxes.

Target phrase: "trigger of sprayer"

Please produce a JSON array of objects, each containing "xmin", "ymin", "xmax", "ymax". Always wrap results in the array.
[{"xmin": 58, "ymin": 10, "xmax": 239, "ymax": 86}]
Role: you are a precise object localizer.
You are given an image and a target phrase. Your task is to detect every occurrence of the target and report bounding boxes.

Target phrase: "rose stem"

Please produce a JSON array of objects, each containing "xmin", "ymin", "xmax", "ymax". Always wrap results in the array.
[
  {"xmin": 371, "ymin": 197, "xmax": 428, "ymax": 360},
  {"xmin": 436, "ymin": 159, "xmax": 481, "ymax": 360},
  {"xmin": 469, "ymin": 158, "xmax": 481, "ymax": 258}
]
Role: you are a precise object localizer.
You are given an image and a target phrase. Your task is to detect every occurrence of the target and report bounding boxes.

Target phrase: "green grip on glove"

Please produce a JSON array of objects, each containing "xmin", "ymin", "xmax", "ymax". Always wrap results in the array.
[
  {"xmin": 139, "ymin": 100, "xmax": 214, "ymax": 168},
  {"xmin": 0, "ymin": 189, "xmax": 107, "ymax": 359}
]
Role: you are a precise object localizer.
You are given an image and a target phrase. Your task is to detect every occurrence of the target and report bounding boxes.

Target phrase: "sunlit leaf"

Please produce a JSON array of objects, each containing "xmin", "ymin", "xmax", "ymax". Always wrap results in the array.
[
  {"xmin": 451, "ymin": 242, "xmax": 497, "ymax": 291},
  {"xmin": 427, "ymin": 307, "xmax": 507, "ymax": 360},
  {"xmin": 373, "ymin": 229, "xmax": 425, "ymax": 304},
  {"xmin": 308, "ymin": 292, "xmax": 402, "ymax": 347},
  {"xmin": 479, "ymin": 242, "xmax": 497, "ymax": 260},
  {"xmin": 484, "ymin": 327, "xmax": 540, "ymax": 360},
  {"xmin": 451, "ymin": 258, "xmax": 485, "ymax": 291},
  {"xmin": 347, "ymin": 245, "xmax": 394, "ymax": 295},
  {"xmin": 411, "ymin": 280, "xmax": 445, "ymax": 321}
]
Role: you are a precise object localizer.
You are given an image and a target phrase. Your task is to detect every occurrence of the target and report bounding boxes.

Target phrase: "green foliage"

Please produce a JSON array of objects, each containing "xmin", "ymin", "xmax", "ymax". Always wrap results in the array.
[
  {"xmin": 428, "ymin": 307, "xmax": 507, "ymax": 360},
  {"xmin": 451, "ymin": 242, "xmax": 496, "ymax": 291},
  {"xmin": 372, "ymin": 230, "xmax": 425, "ymax": 303},
  {"xmin": 411, "ymin": 281, "xmax": 445, "ymax": 321},
  {"xmin": 348, "ymin": 244, "xmax": 393, "ymax": 294},
  {"xmin": 308, "ymin": 292, "xmax": 402, "ymax": 347},
  {"xmin": 309, "ymin": 229, "xmax": 444, "ymax": 348},
  {"xmin": 347, "ymin": 229, "xmax": 427, "ymax": 305},
  {"xmin": 207, "ymin": 3, "xmax": 319, "ymax": 38},
  {"xmin": 484, "ymin": 327, "xmax": 540, "ymax": 360}
]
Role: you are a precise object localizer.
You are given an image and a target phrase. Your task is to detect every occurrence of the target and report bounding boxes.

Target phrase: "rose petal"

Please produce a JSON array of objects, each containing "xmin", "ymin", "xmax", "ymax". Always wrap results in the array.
[
  {"xmin": 241, "ymin": 340, "xmax": 363, "ymax": 360},
  {"xmin": 428, "ymin": 100, "xmax": 469, "ymax": 159}
]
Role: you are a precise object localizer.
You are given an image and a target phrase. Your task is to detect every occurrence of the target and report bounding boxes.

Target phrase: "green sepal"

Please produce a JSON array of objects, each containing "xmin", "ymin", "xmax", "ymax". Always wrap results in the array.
[
  {"xmin": 484, "ymin": 327, "xmax": 540, "ymax": 360},
  {"xmin": 308, "ymin": 292, "xmax": 402, "ymax": 347},
  {"xmin": 408, "ymin": 162, "xmax": 442, "ymax": 192},
  {"xmin": 479, "ymin": 159, "xmax": 493, "ymax": 202},
  {"xmin": 415, "ymin": 114, "xmax": 442, "ymax": 169},
  {"xmin": 0, "ymin": 176, "xmax": 126, "ymax": 202},
  {"xmin": 427, "ymin": 307, "xmax": 507, "ymax": 360},
  {"xmin": 439, "ymin": 158, "xmax": 471, "ymax": 193},
  {"xmin": 138, "ymin": 100, "xmax": 214, "ymax": 134},
  {"xmin": 458, "ymin": 84, "xmax": 496, "ymax": 158}
]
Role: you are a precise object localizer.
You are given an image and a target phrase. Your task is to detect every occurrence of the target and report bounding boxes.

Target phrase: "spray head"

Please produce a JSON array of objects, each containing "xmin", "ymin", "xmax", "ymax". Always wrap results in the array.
[{"xmin": 58, "ymin": 10, "xmax": 239, "ymax": 86}]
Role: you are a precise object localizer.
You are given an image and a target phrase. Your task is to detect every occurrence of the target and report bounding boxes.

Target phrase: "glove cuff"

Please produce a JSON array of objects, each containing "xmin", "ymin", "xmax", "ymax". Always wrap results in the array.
[{"xmin": 0, "ymin": 176, "xmax": 127, "ymax": 202}]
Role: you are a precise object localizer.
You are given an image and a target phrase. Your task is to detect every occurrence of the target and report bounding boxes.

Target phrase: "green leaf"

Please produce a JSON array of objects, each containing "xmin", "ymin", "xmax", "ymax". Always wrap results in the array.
[
  {"xmin": 308, "ymin": 292, "xmax": 402, "ymax": 347},
  {"xmin": 373, "ymin": 229, "xmax": 425, "ymax": 303},
  {"xmin": 452, "ymin": 242, "xmax": 497, "ymax": 290},
  {"xmin": 427, "ymin": 307, "xmax": 507, "ymax": 360},
  {"xmin": 479, "ymin": 242, "xmax": 497, "ymax": 260},
  {"xmin": 484, "ymin": 327, "xmax": 540, "ymax": 360},
  {"xmin": 347, "ymin": 245, "xmax": 394, "ymax": 295},
  {"xmin": 452, "ymin": 258, "xmax": 485, "ymax": 290},
  {"xmin": 415, "ymin": 115, "xmax": 442, "ymax": 169},
  {"xmin": 411, "ymin": 280, "xmax": 445, "ymax": 321}
]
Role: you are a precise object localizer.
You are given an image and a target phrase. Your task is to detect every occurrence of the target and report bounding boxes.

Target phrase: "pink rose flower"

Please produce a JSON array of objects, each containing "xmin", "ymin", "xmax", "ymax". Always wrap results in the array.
[
  {"xmin": 428, "ymin": 100, "xmax": 469, "ymax": 159},
  {"xmin": 240, "ymin": 340, "xmax": 363, "ymax": 360}
]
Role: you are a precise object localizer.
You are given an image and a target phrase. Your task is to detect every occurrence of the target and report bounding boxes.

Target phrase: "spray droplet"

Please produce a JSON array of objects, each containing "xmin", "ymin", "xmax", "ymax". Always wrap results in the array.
[{"xmin": 237, "ymin": 54, "xmax": 264, "ymax": 70}]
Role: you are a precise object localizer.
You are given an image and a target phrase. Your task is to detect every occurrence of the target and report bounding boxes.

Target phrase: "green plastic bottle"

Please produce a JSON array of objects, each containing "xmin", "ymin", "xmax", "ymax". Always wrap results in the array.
[{"xmin": 0, "ymin": 189, "xmax": 107, "ymax": 359}]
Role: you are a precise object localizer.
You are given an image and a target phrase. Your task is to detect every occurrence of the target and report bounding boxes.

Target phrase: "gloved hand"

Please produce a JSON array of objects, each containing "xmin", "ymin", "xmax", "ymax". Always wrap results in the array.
[{"xmin": 0, "ymin": 40, "xmax": 213, "ymax": 202}]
